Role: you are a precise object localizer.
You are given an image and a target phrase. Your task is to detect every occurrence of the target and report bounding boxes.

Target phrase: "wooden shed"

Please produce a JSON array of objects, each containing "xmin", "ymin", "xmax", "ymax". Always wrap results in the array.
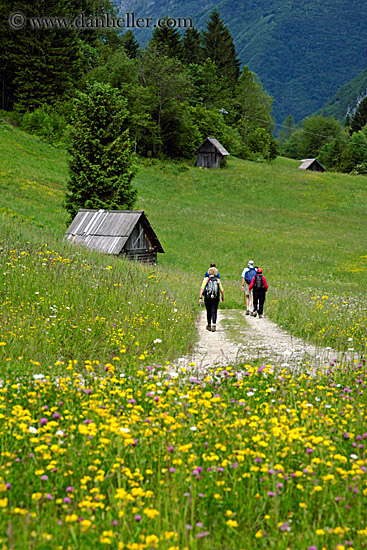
[
  {"xmin": 298, "ymin": 158, "xmax": 326, "ymax": 172},
  {"xmin": 195, "ymin": 136, "xmax": 229, "ymax": 168},
  {"xmin": 65, "ymin": 209, "xmax": 164, "ymax": 265}
]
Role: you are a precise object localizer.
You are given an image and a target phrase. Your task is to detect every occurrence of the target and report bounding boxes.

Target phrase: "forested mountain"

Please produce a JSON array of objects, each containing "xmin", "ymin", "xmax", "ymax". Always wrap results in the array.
[
  {"xmin": 122, "ymin": 0, "xmax": 367, "ymax": 122},
  {"xmin": 315, "ymin": 67, "xmax": 367, "ymax": 123}
]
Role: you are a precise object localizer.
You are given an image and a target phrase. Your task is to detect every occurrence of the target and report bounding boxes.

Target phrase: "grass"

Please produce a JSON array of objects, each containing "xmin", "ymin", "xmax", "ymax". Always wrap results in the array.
[
  {"xmin": 0, "ymin": 214, "xmax": 198, "ymax": 370},
  {"xmin": 1, "ymin": 121, "xmax": 367, "ymax": 352},
  {"xmin": 1, "ymin": 123, "xmax": 367, "ymax": 549},
  {"xmin": 134, "ymin": 156, "xmax": 367, "ymax": 352},
  {"xmin": 219, "ymin": 310, "xmax": 249, "ymax": 344},
  {"xmin": 0, "ymin": 360, "xmax": 366, "ymax": 549},
  {"xmin": 0, "ymin": 123, "xmax": 68, "ymax": 234}
]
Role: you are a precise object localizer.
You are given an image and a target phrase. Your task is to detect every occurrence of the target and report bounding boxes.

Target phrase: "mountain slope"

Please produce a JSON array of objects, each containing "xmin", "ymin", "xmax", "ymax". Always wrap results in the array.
[
  {"xmin": 315, "ymin": 66, "xmax": 367, "ymax": 122},
  {"xmin": 122, "ymin": 0, "xmax": 367, "ymax": 122}
]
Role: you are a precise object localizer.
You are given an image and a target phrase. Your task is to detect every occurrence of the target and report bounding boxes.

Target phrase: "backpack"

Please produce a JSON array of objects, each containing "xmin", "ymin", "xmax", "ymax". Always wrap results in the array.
[
  {"xmin": 244, "ymin": 267, "xmax": 257, "ymax": 285},
  {"xmin": 204, "ymin": 276, "xmax": 219, "ymax": 299},
  {"xmin": 254, "ymin": 274, "xmax": 265, "ymax": 291}
]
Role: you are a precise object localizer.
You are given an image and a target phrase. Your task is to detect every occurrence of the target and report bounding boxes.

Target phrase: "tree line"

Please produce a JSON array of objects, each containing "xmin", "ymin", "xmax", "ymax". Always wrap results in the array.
[
  {"xmin": 1, "ymin": 1, "xmax": 278, "ymax": 162},
  {"xmin": 278, "ymin": 97, "xmax": 367, "ymax": 174}
]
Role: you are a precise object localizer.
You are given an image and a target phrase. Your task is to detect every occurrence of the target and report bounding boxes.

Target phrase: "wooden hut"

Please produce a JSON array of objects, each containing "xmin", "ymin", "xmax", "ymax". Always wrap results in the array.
[
  {"xmin": 298, "ymin": 158, "xmax": 326, "ymax": 172},
  {"xmin": 65, "ymin": 209, "xmax": 164, "ymax": 264},
  {"xmin": 195, "ymin": 137, "xmax": 229, "ymax": 168}
]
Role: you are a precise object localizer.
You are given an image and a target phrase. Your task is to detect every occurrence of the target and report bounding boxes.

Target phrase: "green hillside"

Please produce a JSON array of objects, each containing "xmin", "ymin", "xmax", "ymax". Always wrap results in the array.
[
  {"xmin": 2, "ymin": 123, "xmax": 367, "ymax": 550},
  {"xmin": 124, "ymin": 0, "xmax": 367, "ymax": 122},
  {"xmin": 315, "ymin": 66, "xmax": 367, "ymax": 122},
  {"xmin": 1, "ymin": 122, "xmax": 367, "ymax": 353}
]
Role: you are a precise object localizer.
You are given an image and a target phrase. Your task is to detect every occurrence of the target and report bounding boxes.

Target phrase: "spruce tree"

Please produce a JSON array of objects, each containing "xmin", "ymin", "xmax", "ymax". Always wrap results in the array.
[
  {"xmin": 121, "ymin": 31, "xmax": 139, "ymax": 59},
  {"xmin": 182, "ymin": 27, "xmax": 202, "ymax": 65},
  {"xmin": 65, "ymin": 82, "xmax": 137, "ymax": 221},
  {"xmin": 350, "ymin": 97, "xmax": 367, "ymax": 134},
  {"xmin": 2, "ymin": 0, "xmax": 121, "ymax": 111},
  {"xmin": 0, "ymin": 1, "xmax": 17, "ymax": 110},
  {"xmin": 202, "ymin": 9, "xmax": 241, "ymax": 85},
  {"xmin": 149, "ymin": 16, "xmax": 182, "ymax": 59},
  {"xmin": 6, "ymin": 0, "xmax": 83, "ymax": 110}
]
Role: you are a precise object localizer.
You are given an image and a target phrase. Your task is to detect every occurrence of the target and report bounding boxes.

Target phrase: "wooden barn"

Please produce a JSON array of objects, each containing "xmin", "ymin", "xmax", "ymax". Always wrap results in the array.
[
  {"xmin": 65, "ymin": 209, "xmax": 164, "ymax": 265},
  {"xmin": 195, "ymin": 137, "xmax": 229, "ymax": 168},
  {"xmin": 298, "ymin": 158, "xmax": 326, "ymax": 172}
]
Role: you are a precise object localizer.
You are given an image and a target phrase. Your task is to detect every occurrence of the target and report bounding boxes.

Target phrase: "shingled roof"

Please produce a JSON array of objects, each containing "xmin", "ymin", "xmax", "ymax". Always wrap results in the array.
[{"xmin": 65, "ymin": 209, "xmax": 164, "ymax": 255}]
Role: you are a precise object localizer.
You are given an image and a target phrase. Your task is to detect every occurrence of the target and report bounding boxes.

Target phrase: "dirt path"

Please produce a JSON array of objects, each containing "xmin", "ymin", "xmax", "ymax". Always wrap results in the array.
[{"xmin": 175, "ymin": 309, "xmax": 353, "ymax": 373}]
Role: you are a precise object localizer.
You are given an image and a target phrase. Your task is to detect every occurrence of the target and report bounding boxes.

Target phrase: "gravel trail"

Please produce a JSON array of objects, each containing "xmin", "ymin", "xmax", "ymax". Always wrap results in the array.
[{"xmin": 176, "ymin": 309, "xmax": 353, "ymax": 373}]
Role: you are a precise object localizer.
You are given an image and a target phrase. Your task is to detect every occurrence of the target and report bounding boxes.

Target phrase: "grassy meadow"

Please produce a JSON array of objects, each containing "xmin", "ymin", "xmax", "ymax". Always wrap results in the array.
[
  {"xmin": 132, "ymin": 155, "xmax": 367, "ymax": 353},
  {"xmin": 1, "ymin": 122, "xmax": 367, "ymax": 352},
  {"xmin": 0, "ymin": 122, "xmax": 367, "ymax": 549}
]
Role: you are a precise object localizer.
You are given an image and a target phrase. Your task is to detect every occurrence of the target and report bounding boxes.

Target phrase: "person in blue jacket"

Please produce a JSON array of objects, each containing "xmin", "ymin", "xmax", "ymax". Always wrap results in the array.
[{"xmin": 205, "ymin": 262, "xmax": 220, "ymax": 279}]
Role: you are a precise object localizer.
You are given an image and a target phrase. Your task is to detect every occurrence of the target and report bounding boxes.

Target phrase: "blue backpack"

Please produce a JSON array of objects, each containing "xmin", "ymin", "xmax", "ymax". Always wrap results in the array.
[{"xmin": 245, "ymin": 268, "xmax": 257, "ymax": 285}]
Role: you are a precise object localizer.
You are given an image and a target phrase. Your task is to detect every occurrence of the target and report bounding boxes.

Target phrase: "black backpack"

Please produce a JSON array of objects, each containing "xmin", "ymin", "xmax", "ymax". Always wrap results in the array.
[
  {"xmin": 254, "ymin": 274, "xmax": 265, "ymax": 291},
  {"xmin": 204, "ymin": 276, "xmax": 219, "ymax": 298}
]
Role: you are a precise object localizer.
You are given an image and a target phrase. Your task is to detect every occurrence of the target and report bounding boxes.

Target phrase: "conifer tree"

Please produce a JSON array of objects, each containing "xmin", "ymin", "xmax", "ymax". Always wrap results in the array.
[
  {"xmin": 182, "ymin": 27, "xmax": 202, "ymax": 65},
  {"xmin": 350, "ymin": 97, "xmax": 367, "ymax": 134},
  {"xmin": 121, "ymin": 31, "xmax": 140, "ymax": 59},
  {"xmin": 65, "ymin": 82, "xmax": 137, "ymax": 221},
  {"xmin": 2, "ymin": 0, "xmax": 121, "ymax": 111},
  {"xmin": 202, "ymin": 9, "xmax": 241, "ymax": 85},
  {"xmin": 149, "ymin": 16, "xmax": 182, "ymax": 59},
  {"xmin": 4, "ymin": 0, "xmax": 83, "ymax": 110}
]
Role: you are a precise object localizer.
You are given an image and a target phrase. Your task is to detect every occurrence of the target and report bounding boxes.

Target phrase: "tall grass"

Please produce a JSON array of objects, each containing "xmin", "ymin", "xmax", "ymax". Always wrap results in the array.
[
  {"xmin": 134, "ymin": 157, "xmax": 367, "ymax": 352},
  {"xmin": 0, "ymin": 359, "xmax": 366, "ymax": 549},
  {"xmin": 1, "ymin": 122, "xmax": 367, "ymax": 550},
  {"xmin": 1, "ymin": 122, "xmax": 367, "ymax": 351},
  {"xmin": 0, "ymin": 214, "xmax": 197, "ymax": 371}
]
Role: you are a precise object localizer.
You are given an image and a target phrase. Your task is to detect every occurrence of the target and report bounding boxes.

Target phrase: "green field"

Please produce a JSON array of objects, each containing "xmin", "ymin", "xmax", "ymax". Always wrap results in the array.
[
  {"xmin": 1, "ymin": 122, "xmax": 367, "ymax": 549},
  {"xmin": 1, "ymin": 122, "xmax": 366, "ymax": 353}
]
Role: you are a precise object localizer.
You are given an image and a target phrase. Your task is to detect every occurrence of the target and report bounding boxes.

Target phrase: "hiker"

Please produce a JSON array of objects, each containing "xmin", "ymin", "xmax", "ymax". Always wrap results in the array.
[
  {"xmin": 241, "ymin": 260, "xmax": 257, "ymax": 315},
  {"xmin": 248, "ymin": 267, "xmax": 268, "ymax": 318},
  {"xmin": 199, "ymin": 267, "xmax": 224, "ymax": 332},
  {"xmin": 205, "ymin": 262, "xmax": 220, "ymax": 279}
]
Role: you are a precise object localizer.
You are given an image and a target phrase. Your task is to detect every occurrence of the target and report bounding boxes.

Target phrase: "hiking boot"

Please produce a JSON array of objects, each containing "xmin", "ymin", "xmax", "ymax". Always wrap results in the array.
[
  {"xmin": 253, "ymin": 311, "xmax": 257, "ymax": 317},
  {"xmin": 259, "ymin": 314, "xmax": 263, "ymax": 318},
  {"xmin": 245, "ymin": 310, "xmax": 250, "ymax": 315},
  {"xmin": 211, "ymin": 325, "xmax": 216, "ymax": 332},
  {"xmin": 206, "ymin": 325, "xmax": 211, "ymax": 331}
]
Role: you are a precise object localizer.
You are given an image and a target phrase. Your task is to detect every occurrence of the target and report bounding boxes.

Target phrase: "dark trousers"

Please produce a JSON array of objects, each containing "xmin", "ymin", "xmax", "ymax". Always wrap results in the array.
[
  {"xmin": 204, "ymin": 296, "xmax": 220, "ymax": 325},
  {"xmin": 253, "ymin": 291, "xmax": 266, "ymax": 315}
]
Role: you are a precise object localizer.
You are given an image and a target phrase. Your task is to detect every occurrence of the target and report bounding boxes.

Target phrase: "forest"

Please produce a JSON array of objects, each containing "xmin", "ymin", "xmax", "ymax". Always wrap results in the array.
[{"xmin": 0, "ymin": 0, "xmax": 277, "ymax": 163}]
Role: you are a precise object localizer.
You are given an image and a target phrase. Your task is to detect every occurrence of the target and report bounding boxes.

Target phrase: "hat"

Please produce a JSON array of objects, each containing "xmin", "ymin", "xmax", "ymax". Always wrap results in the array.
[
  {"xmin": 257, "ymin": 267, "xmax": 263, "ymax": 273},
  {"xmin": 248, "ymin": 260, "xmax": 254, "ymax": 267}
]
